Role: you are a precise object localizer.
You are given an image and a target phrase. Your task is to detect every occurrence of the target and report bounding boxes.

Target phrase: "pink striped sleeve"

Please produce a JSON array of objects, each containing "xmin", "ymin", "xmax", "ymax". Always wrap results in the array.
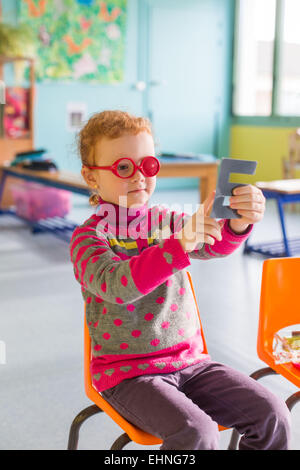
[
  {"xmin": 163, "ymin": 208, "xmax": 253, "ymax": 260},
  {"xmin": 129, "ymin": 234, "xmax": 191, "ymax": 295},
  {"xmin": 203, "ymin": 219, "xmax": 253, "ymax": 257},
  {"xmin": 70, "ymin": 223, "xmax": 190, "ymax": 304}
]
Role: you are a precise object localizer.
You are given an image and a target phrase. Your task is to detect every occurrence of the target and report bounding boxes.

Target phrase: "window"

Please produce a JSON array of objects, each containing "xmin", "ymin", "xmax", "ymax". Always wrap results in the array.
[
  {"xmin": 233, "ymin": 0, "xmax": 300, "ymax": 118},
  {"xmin": 233, "ymin": 0, "xmax": 276, "ymax": 116},
  {"xmin": 277, "ymin": 0, "xmax": 300, "ymax": 115}
]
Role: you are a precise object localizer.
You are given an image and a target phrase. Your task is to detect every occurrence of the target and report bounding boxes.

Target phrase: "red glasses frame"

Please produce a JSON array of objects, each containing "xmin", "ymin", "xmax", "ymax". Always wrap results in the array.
[{"xmin": 84, "ymin": 156, "xmax": 160, "ymax": 179}]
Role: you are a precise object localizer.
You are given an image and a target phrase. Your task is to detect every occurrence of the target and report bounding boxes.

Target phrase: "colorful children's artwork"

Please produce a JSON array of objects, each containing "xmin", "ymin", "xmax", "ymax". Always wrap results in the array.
[{"xmin": 19, "ymin": 0, "xmax": 127, "ymax": 83}]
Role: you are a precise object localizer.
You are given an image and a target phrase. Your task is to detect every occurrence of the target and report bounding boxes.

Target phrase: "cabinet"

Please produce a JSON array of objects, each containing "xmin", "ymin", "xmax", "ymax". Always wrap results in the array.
[{"xmin": 0, "ymin": 56, "xmax": 35, "ymax": 207}]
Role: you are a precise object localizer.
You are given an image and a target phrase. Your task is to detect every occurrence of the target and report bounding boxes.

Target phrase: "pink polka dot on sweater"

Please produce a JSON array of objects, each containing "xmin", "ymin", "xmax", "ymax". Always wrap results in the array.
[
  {"xmin": 102, "ymin": 307, "xmax": 107, "ymax": 315},
  {"xmin": 156, "ymin": 297, "xmax": 165, "ymax": 304},
  {"xmin": 186, "ymin": 312, "xmax": 191, "ymax": 319},
  {"xmin": 93, "ymin": 321, "xmax": 99, "ymax": 328},
  {"xmin": 121, "ymin": 275, "xmax": 128, "ymax": 286},
  {"xmin": 89, "ymin": 274, "xmax": 94, "ymax": 283},
  {"xmin": 92, "ymin": 256, "xmax": 99, "ymax": 263},
  {"xmin": 86, "ymin": 297, "xmax": 92, "ymax": 304},
  {"xmin": 131, "ymin": 330, "xmax": 141, "ymax": 338},
  {"xmin": 161, "ymin": 321, "xmax": 170, "ymax": 329},
  {"xmin": 150, "ymin": 339, "xmax": 160, "ymax": 347},
  {"xmin": 120, "ymin": 343, "xmax": 129, "ymax": 350},
  {"xmin": 94, "ymin": 344, "xmax": 102, "ymax": 351},
  {"xmin": 114, "ymin": 319, "xmax": 123, "ymax": 326},
  {"xmin": 109, "ymin": 266, "xmax": 116, "ymax": 273},
  {"xmin": 179, "ymin": 288, "xmax": 185, "ymax": 295},
  {"xmin": 144, "ymin": 313, "xmax": 154, "ymax": 321},
  {"xmin": 165, "ymin": 279, "xmax": 173, "ymax": 286},
  {"xmin": 95, "ymin": 296, "xmax": 104, "ymax": 303},
  {"xmin": 103, "ymin": 333, "xmax": 111, "ymax": 340},
  {"xmin": 116, "ymin": 297, "xmax": 124, "ymax": 304},
  {"xmin": 127, "ymin": 304, "xmax": 135, "ymax": 312},
  {"xmin": 101, "ymin": 282, "xmax": 107, "ymax": 292},
  {"xmin": 178, "ymin": 329, "xmax": 185, "ymax": 336},
  {"xmin": 171, "ymin": 304, "xmax": 178, "ymax": 312}
]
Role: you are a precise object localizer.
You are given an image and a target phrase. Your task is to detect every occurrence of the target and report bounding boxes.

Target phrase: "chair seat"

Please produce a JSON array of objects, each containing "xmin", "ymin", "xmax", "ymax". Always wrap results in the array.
[
  {"xmin": 87, "ymin": 378, "xmax": 228, "ymax": 445},
  {"xmin": 86, "ymin": 380, "xmax": 162, "ymax": 445}
]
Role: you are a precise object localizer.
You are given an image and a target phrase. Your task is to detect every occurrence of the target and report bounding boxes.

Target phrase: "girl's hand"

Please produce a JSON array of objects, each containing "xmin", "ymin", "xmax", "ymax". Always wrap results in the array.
[
  {"xmin": 176, "ymin": 190, "xmax": 222, "ymax": 252},
  {"xmin": 229, "ymin": 184, "xmax": 266, "ymax": 234}
]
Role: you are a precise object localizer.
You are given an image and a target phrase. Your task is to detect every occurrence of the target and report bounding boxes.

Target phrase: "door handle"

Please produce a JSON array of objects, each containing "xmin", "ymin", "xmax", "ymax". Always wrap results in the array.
[
  {"xmin": 132, "ymin": 81, "xmax": 147, "ymax": 91},
  {"xmin": 149, "ymin": 80, "xmax": 167, "ymax": 87}
]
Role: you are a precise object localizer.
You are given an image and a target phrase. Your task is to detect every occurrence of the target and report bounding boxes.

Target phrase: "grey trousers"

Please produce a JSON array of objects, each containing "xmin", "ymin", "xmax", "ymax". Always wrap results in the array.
[{"xmin": 101, "ymin": 360, "xmax": 291, "ymax": 450}]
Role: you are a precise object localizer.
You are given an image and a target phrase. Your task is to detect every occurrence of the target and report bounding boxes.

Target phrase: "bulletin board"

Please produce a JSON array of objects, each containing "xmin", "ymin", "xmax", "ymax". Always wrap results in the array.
[{"xmin": 19, "ymin": 0, "xmax": 127, "ymax": 83}]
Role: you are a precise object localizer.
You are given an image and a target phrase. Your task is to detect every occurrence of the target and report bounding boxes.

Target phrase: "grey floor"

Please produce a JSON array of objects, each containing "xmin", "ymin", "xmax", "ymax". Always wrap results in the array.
[{"xmin": 0, "ymin": 188, "xmax": 299, "ymax": 450}]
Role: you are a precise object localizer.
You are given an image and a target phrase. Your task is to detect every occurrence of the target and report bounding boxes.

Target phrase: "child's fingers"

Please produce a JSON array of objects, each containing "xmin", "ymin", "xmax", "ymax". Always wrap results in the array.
[
  {"xmin": 193, "ymin": 218, "xmax": 222, "ymax": 241},
  {"xmin": 200, "ymin": 216, "xmax": 222, "ymax": 232},
  {"xmin": 203, "ymin": 234, "xmax": 216, "ymax": 246},
  {"xmin": 234, "ymin": 209, "xmax": 264, "ymax": 223},
  {"xmin": 232, "ymin": 185, "xmax": 265, "ymax": 202},
  {"xmin": 230, "ymin": 194, "xmax": 265, "ymax": 207},
  {"xmin": 202, "ymin": 190, "xmax": 216, "ymax": 216},
  {"xmin": 218, "ymin": 219, "xmax": 225, "ymax": 229},
  {"xmin": 230, "ymin": 201, "xmax": 265, "ymax": 212},
  {"xmin": 204, "ymin": 225, "xmax": 222, "ymax": 242}
]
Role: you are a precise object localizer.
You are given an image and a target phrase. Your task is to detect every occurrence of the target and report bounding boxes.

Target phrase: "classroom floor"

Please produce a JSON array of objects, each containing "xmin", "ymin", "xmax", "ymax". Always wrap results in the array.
[{"xmin": 0, "ymin": 188, "xmax": 299, "ymax": 450}]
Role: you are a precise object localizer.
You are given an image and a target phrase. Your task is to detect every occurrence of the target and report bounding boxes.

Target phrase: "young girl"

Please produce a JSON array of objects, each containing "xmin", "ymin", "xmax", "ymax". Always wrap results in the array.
[{"xmin": 70, "ymin": 110, "xmax": 291, "ymax": 450}]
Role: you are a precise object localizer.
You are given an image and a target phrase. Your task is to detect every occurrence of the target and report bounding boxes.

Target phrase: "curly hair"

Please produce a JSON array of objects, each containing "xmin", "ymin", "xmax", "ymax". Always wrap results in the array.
[
  {"xmin": 76, "ymin": 110, "xmax": 153, "ymax": 206},
  {"xmin": 77, "ymin": 110, "xmax": 153, "ymax": 166}
]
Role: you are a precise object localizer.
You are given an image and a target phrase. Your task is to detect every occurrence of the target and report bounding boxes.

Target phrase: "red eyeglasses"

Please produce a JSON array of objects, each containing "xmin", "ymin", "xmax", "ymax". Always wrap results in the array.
[{"xmin": 84, "ymin": 156, "xmax": 160, "ymax": 179}]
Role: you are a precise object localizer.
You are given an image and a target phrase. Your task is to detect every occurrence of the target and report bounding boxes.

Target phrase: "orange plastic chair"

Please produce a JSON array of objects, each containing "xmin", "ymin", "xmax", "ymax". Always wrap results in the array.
[
  {"xmin": 228, "ymin": 257, "xmax": 300, "ymax": 449},
  {"xmin": 67, "ymin": 271, "xmax": 229, "ymax": 450}
]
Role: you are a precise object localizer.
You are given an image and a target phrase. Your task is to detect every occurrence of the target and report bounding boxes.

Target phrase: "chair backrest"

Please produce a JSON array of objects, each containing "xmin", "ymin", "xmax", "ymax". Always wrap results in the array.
[
  {"xmin": 257, "ymin": 257, "xmax": 300, "ymax": 365},
  {"xmin": 83, "ymin": 270, "xmax": 209, "ymax": 444}
]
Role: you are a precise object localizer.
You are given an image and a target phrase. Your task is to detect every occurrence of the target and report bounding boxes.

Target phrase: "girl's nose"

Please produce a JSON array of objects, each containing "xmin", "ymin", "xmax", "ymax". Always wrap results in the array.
[{"xmin": 131, "ymin": 169, "xmax": 146, "ymax": 183}]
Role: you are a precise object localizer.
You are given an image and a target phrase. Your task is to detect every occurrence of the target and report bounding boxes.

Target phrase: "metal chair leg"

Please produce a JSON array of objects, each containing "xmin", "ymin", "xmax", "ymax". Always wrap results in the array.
[
  {"xmin": 227, "ymin": 367, "xmax": 278, "ymax": 450},
  {"xmin": 227, "ymin": 429, "xmax": 240, "ymax": 450},
  {"xmin": 110, "ymin": 432, "xmax": 132, "ymax": 450},
  {"xmin": 250, "ymin": 366, "xmax": 278, "ymax": 381},
  {"xmin": 67, "ymin": 404, "xmax": 103, "ymax": 450},
  {"xmin": 286, "ymin": 391, "xmax": 300, "ymax": 411}
]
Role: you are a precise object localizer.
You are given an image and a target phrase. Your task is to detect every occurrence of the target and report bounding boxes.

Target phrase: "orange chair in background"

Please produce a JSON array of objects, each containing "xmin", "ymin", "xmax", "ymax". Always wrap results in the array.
[
  {"xmin": 67, "ymin": 271, "xmax": 230, "ymax": 450},
  {"xmin": 228, "ymin": 257, "xmax": 300, "ymax": 449}
]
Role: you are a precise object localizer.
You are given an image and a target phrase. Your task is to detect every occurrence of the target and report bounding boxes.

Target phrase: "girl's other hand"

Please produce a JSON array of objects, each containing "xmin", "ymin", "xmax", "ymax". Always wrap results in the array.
[{"xmin": 229, "ymin": 185, "xmax": 266, "ymax": 234}]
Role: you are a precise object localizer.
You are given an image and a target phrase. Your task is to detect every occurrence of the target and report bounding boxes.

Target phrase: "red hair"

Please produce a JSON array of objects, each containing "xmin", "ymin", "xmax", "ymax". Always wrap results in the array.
[
  {"xmin": 77, "ymin": 110, "xmax": 154, "ymax": 206},
  {"xmin": 77, "ymin": 110, "xmax": 153, "ymax": 166}
]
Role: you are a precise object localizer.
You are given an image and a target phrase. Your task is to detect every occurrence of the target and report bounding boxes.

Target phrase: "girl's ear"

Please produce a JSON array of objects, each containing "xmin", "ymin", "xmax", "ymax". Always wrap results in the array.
[{"xmin": 81, "ymin": 166, "xmax": 98, "ymax": 189}]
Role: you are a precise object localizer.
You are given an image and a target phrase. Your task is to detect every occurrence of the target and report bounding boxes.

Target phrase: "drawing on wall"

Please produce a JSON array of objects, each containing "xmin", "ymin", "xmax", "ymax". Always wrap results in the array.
[{"xmin": 19, "ymin": 0, "xmax": 127, "ymax": 83}]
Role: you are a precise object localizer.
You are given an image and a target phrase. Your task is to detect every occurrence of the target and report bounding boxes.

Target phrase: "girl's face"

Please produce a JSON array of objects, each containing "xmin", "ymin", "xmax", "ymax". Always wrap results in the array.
[{"xmin": 82, "ymin": 131, "xmax": 157, "ymax": 208}]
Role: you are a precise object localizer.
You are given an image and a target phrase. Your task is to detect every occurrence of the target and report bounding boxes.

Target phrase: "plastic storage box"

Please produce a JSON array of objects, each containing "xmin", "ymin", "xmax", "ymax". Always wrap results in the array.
[{"xmin": 10, "ymin": 181, "xmax": 71, "ymax": 221}]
